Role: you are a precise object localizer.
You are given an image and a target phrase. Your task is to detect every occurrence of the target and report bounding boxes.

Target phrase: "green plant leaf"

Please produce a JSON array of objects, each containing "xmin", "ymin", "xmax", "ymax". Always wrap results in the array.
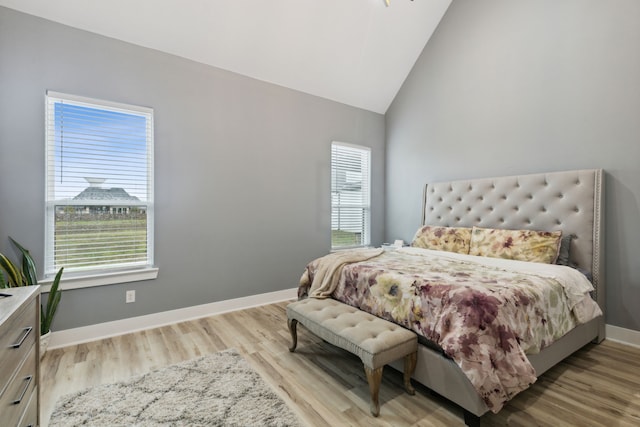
[
  {"xmin": 42, "ymin": 293, "xmax": 61, "ymax": 334},
  {"xmin": 42, "ymin": 293, "xmax": 60, "ymax": 334},
  {"xmin": 41, "ymin": 267, "xmax": 63, "ymax": 335},
  {"xmin": 0, "ymin": 252, "xmax": 23, "ymax": 287},
  {"xmin": 10, "ymin": 237, "xmax": 38, "ymax": 285}
]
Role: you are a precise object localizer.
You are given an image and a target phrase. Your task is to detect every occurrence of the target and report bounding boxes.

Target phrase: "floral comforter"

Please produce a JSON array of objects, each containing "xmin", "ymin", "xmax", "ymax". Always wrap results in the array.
[{"xmin": 298, "ymin": 247, "xmax": 602, "ymax": 413}]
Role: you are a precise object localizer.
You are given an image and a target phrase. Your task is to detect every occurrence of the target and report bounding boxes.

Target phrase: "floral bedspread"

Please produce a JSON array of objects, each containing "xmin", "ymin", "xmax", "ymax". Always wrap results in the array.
[{"xmin": 299, "ymin": 247, "xmax": 602, "ymax": 413}]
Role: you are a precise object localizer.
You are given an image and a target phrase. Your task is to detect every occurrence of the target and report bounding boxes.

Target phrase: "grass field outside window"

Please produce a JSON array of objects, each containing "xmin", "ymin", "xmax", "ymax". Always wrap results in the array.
[{"xmin": 54, "ymin": 215, "xmax": 147, "ymax": 269}]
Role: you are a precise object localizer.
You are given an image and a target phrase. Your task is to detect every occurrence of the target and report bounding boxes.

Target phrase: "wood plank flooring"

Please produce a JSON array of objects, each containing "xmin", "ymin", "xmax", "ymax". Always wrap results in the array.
[{"xmin": 41, "ymin": 301, "xmax": 640, "ymax": 426}]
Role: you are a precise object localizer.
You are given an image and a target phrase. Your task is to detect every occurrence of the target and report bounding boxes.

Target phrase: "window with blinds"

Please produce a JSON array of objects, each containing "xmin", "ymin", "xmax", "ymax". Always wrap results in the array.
[
  {"xmin": 45, "ymin": 91, "xmax": 154, "ymax": 276},
  {"xmin": 331, "ymin": 142, "xmax": 371, "ymax": 249}
]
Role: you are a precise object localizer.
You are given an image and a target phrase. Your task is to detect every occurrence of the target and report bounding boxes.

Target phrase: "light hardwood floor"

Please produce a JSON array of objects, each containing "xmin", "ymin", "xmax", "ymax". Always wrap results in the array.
[{"xmin": 41, "ymin": 301, "xmax": 640, "ymax": 426}]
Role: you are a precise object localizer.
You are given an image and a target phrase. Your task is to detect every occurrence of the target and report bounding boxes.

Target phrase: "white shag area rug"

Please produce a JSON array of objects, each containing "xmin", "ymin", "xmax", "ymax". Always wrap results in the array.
[{"xmin": 49, "ymin": 348, "xmax": 302, "ymax": 427}]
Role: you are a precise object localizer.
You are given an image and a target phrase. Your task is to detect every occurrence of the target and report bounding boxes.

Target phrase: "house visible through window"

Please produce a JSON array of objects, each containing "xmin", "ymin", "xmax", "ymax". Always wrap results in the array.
[
  {"xmin": 331, "ymin": 142, "xmax": 370, "ymax": 249},
  {"xmin": 45, "ymin": 91, "xmax": 154, "ymax": 278}
]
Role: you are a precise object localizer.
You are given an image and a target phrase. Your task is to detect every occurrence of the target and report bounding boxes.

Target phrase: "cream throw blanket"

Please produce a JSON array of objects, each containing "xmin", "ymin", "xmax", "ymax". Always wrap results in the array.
[{"xmin": 300, "ymin": 248, "xmax": 384, "ymax": 298}]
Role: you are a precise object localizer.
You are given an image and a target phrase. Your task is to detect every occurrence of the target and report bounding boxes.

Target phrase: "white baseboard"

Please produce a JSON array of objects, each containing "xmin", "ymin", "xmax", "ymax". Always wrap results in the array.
[
  {"xmin": 48, "ymin": 288, "xmax": 298, "ymax": 350},
  {"xmin": 49, "ymin": 290, "xmax": 640, "ymax": 351},
  {"xmin": 606, "ymin": 324, "xmax": 640, "ymax": 349}
]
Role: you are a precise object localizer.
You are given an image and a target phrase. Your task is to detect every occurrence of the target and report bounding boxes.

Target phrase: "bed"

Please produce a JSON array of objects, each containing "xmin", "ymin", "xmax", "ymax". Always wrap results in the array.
[{"xmin": 298, "ymin": 169, "xmax": 605, "ymax": 426}]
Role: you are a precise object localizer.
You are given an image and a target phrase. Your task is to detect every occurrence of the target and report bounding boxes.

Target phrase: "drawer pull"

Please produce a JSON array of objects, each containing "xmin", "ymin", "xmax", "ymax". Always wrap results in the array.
[
  {"xmin": 11, "ymin": 326, "xmax": 33, "ymax": 349},
  {"xmin": 13, "ymin": 375, "xmax": 33, "ymax": 405}
]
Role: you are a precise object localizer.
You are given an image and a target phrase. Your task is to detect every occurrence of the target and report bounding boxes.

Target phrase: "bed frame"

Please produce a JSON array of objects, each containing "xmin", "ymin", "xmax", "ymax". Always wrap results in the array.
[{"xmin": 392, "ymin": 169, "xmax": 605, "ymax": 426}]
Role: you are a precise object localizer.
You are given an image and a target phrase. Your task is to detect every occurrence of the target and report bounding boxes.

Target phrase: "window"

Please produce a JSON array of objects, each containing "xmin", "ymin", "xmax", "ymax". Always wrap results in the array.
[
  {"xmin": 45, "ymin": 91, "xmax": 154, "ymax": 283},
  {"xmin": 331, "ymin": 142, "xmax": 371, "ymax": 249}
]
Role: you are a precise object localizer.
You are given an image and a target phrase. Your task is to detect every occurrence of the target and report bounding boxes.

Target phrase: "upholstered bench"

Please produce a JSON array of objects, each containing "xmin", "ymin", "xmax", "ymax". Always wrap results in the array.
[{"xmin": 286, "ymin": 298, "xmax": 418, "ymax": 416}]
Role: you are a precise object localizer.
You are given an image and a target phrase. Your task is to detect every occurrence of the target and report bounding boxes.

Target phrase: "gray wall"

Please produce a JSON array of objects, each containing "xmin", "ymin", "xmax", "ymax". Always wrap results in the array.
[
  {"xmin": 0, "ymin": 7, "xmax": 385, "ymax": 330},
  {"xmin": 386, "ymin": 0, "xmax": 640, "ymax": 331}
]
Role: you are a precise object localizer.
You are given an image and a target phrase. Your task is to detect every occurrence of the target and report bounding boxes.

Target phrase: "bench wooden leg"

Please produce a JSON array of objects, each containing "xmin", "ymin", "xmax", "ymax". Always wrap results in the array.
[
  {"xmin": 287, "ymin": 318, "xmax": 298, "ymax": 352},
  {"xmin": 364, "ymin": 366, "xmax": 383, "ymax": 417},
  {"xmin": 403, "ymin": 351, "xmax": 417, "ymax": 395}
]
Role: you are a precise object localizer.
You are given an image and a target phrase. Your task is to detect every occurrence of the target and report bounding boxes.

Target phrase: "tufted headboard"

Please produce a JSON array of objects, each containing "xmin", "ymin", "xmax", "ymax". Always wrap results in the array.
[{"xmin": 422, "ymin": 169, "xmax": 605, "ymax": 315}]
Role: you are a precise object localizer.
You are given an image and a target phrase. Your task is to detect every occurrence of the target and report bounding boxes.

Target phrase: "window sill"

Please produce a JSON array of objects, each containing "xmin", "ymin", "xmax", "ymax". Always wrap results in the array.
[
  {"xmin": 330, "ymin": 245, "xmax": 372, "ymax": 253},
  {"xmin": 39, "ymin": 267, "xmax": 159, "ymax": 292}
]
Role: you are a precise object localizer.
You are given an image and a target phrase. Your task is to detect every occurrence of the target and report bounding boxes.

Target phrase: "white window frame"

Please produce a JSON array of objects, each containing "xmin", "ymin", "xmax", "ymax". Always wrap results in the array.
[
  {"xmin": 331, "ymin": 141, "xmax": 371, "ymax": 250},
  {"xmin": 44, "ymin": 91, "xmax": 157, "ymax": 290}
]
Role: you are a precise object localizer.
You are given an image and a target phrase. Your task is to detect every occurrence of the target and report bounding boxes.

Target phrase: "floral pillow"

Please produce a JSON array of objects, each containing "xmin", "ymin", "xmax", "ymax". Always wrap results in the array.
[
  {"xmin": 411, "ymin": 226, "xmax": 472, "ymax": 254},
  {"xmin": 469, "ymin": 226, "xmax": 562, "ymax": 264}
]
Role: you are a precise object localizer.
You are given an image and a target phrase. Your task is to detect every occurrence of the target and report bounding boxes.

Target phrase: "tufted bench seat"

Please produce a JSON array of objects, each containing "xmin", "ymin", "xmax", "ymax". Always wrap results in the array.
[{"xmin": 286, "ymin": 298, "xmax": 418, "ymax": 416}]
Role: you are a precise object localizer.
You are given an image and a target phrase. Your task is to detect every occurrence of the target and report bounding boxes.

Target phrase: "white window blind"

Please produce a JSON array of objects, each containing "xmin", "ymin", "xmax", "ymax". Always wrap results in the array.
[
  {"xmin": 331, "ymin": 142, "xmax": 371, "ymax": 249},
  {"xmin": 45, "ymin": 91, "xmax": 154, "ymax": 276}
]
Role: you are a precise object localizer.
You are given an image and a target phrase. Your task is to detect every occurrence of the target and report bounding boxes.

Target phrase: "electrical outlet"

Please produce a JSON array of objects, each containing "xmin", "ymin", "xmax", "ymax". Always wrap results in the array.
[{"xmin": 126, "ymin": 290, "xmax": 136, "ymax": 303}]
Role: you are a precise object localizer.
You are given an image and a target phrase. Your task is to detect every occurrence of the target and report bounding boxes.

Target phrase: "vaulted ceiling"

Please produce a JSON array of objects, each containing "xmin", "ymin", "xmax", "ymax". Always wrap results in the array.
[{"xmin": 0, "ymin": 0, "xmax": 451, "ymax": 114}]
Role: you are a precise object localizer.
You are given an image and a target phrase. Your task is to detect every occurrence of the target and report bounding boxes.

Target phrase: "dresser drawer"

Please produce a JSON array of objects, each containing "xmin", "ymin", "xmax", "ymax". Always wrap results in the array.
[
  {"xmin": 0, "ymin": 297, "xmax": 37, "ymax": 396},
  {"xmin": 16, "ymin": 387, "xmax": 38, "ymax": 427},
  {"xmin": 0, "ymin": 345, "xmax": 37, "ymax": 427}
]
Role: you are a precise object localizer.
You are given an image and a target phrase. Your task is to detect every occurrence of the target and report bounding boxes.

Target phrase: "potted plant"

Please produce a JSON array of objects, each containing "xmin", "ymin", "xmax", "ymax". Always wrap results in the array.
[{"xmin": 0, "ymin": 237, "xmax": 63, "ymax": 356}]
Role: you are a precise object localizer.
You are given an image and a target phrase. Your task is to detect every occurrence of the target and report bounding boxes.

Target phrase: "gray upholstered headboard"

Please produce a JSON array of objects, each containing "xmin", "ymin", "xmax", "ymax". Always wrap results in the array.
[{"xmin": 422, "ymin": 169, "xmax": 604, "ymax": 313}]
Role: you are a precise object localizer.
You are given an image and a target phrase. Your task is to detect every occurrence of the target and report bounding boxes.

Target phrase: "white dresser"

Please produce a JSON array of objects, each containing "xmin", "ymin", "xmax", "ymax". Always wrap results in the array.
[{"xmin": 0, "ymin": 286, "xmax": 40, "ymax": 427}]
